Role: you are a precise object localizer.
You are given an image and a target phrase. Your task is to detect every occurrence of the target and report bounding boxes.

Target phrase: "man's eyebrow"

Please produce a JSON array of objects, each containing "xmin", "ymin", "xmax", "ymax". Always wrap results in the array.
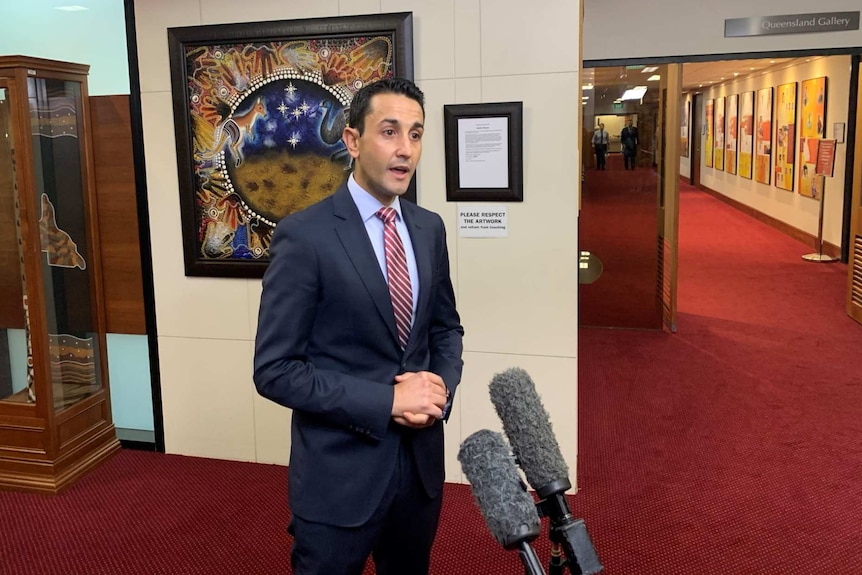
[{"xmin": 379, "ymin": 118, "xmax": 425, "ymax": 130}]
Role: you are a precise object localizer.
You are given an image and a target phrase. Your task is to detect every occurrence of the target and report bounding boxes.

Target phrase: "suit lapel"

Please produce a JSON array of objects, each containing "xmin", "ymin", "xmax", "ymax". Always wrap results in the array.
[
  {"xmin": 402, "ymin": 202, "xmax": 432, "ymax": 351},
  {"xmin": 332, "ymin": 187, "xmax": 400, "ymax": 345}
]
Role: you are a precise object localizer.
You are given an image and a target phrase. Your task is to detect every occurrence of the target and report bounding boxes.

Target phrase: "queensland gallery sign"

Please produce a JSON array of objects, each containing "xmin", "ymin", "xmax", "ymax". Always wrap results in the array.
[{"xmin": 725, "ymin": 12, "xmax": 860, "ymax": 37}]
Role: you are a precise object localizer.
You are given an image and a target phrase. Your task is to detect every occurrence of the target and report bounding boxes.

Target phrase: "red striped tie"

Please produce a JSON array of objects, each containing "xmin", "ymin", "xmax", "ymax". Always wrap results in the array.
[{"xmin": 376, "ymin": 207, "xmax": 413, "ymax": 349}]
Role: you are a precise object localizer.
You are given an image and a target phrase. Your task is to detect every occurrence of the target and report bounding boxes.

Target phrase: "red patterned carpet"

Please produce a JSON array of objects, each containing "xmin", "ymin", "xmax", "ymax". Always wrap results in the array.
[{"xmin": 579, "ymin": 155, "xmax": 662, "ymax": 329}]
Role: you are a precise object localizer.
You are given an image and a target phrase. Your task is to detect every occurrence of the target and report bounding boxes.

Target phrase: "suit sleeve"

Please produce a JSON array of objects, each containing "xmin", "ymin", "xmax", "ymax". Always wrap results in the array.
[
  {"xmin": 252, "ymin": 218, "xmax": 393, "ymax": 439},
  {"xmin": 427, "ymin": 218, "xmax": 465, "ymax": 419}
]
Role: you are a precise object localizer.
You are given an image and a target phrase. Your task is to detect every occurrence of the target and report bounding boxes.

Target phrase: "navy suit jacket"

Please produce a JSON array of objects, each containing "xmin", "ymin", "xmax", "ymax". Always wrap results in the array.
[{"xmin": 253, "ymin": 184, "xmax": 464, "ymax": 528}]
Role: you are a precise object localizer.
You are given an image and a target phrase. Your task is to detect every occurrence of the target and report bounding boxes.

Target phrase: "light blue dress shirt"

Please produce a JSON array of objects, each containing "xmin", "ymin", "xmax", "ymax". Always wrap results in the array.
[{"xmin": 347, "ymin": 174, "xmax": 419, "ymax": 322}]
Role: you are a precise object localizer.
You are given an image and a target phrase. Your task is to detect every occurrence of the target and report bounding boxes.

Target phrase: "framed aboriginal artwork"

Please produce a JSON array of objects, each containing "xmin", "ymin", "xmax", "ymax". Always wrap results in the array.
[
  {"xmin": 754, "ymin": 87, "xmax": 772, "ymax": 185},
  {"xmin": 774, "ymin": 82, "xmax": 797, "ymax": 192},
  {"xmin": 168, "ymin": 13, "xmax": 414, "ymax": 277},
  {"xmin": 714, "ymin": 96, "xmax": 725, "ymax": 171},
  {"xmin": 705, "ymin": 99, "xmax": 714, "ymax": 168},
  {"xmin": 738, "ymin": 91, "xmax": 754, "ymax": 179},
  {"xmin": 680, "ymin": 97, "xmax": 690, "ymax": 158},
  {"xmin": 798, "ymin": 76, "xmax": 827, "ymax": 200},
  {"xmin": 725, "ymin": 93, "xmax": 738, "ymax": 175}
]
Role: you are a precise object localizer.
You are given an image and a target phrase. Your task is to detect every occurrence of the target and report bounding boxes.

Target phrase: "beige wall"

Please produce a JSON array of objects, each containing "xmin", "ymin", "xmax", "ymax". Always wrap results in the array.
[
  {"xmin": 135, "ymin": 0, "xmax": 581, "ymax": 484},
  {"xmin": 584, "ymin": 0, "xmax": 862, "ymax": 61},
  {"xmin": 696, "ymin": 56, "xmax": 850, "ymax": 247}
]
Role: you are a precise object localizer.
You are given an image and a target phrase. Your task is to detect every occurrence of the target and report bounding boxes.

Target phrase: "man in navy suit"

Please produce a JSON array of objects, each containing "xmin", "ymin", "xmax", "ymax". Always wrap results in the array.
[{"xmin": 253, "ymin": 77, "xmax": 464, "ymax": 575}]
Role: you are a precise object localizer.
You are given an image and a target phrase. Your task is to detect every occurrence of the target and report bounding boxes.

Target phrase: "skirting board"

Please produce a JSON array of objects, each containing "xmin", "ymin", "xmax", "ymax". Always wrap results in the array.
[{"xmin": 695, "ymin": 184, "xmax": 842, "ymax": 259}]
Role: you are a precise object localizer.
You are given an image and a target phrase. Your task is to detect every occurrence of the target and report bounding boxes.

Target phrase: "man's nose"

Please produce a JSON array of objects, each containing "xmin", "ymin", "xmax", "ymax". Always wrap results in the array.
[{"xmin": 395, "ymin": 134, "xmax": 413, "ymax": 157}]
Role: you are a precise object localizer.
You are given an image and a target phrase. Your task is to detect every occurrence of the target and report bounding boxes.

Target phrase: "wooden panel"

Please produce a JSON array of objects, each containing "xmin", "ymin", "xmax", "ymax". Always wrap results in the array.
[
  {"xmin": 0, "ymin": 82, "xmax": 25, "ymax": 330},
  {"xmin": 0, "ymin": 418, "xmax": 46, "ymax": 453},
  {"xmin": 57, "ymin": 401, "xmax": 105, "ymax": 447},
  {"xmin": 852, "ymin": 236, "xmax": 862, "ymax": 309},
  {"xmin": 90, "ymin": 95, "xmax": 145, "ymax": 335},
  {"xmin": 848, "ymin": 69, "xmax": 862, "ymax": 325}
]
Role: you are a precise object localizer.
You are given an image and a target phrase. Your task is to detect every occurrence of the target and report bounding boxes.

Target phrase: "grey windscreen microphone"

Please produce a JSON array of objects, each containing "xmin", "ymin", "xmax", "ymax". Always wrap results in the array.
[
  {"xmin": 457, "ymin": 429, "xmax": 541, "ymax": 550},
  {"xmin": 489, "ymin": 367, "xmax": 570, "ymax": 496},
  {"xmin": 489, "ymin": 368, "xmax": 605, "ymax": 575}
]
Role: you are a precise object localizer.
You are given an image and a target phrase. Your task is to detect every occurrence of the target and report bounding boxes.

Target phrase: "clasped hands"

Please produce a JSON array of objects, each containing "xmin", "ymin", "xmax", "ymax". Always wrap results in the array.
[{"xmin": 391, "ymin": 371, "xmax": 448, "ymax": 429}]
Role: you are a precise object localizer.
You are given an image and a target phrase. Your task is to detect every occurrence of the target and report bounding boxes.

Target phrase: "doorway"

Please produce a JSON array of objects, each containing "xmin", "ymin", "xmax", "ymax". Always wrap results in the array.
[{"xmin": 579, "ymin": 64, "xmax": 681, "ymax": 330}]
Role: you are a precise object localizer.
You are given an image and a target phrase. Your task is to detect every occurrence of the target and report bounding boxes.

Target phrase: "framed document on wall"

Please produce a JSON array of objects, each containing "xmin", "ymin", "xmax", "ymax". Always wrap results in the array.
[{"xmin": 443, "ymin": 102, "xmax": 524, "ymax": 202}]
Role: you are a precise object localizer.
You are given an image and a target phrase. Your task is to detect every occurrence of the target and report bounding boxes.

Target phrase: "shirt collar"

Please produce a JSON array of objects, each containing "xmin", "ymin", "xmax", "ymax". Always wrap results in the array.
[{"xmin": 347, "ymin": 173, "xmax": 404, "ymax": 223}]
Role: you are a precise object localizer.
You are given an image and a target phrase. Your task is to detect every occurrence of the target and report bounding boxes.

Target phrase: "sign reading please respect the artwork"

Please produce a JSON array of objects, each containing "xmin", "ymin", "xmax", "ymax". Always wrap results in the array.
[{"xmin": 458, "ymin": 206, "xmax": 508, "ymax": 238}]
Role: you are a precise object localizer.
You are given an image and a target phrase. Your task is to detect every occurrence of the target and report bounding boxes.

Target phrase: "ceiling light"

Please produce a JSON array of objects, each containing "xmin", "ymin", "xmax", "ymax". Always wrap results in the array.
[
  {"xmin": 770, "ymin": 60, "xmax": 776, "ymax": 64},
  {"xmin": 699, "ymin": 84, "xmax": 703, "ymax": 88},
  {"xmin": 733, "ymin": 72, "xmax": 739, "ymax": 77},
  {"xmin": 647, "ymin": 75, "xmax": 660, "ymax": 81},
  {"xmin": 641, "ymin": 66, "xmax": 659, "ymax": 73},
  {"xmin": 750, "ymin": 67, "xmax": 756, "ymax": 71},
  {"xmin": 55, "ymin": 5, "xmax": 89, "ymax": 10},
  {"xmin": 621, "ymin": 86, "xmax": 648, "ymax": 101}
]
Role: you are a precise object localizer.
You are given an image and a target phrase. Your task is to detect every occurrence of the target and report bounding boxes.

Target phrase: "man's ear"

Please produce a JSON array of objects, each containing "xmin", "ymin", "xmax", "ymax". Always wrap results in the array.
[{"xmin": 342, "ymin": 126, "xmax": 361, "ymax": 159}]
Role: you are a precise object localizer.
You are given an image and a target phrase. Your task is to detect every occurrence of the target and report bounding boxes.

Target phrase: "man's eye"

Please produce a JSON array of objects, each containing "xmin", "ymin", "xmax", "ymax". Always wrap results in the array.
[{"xmin": 383, "ymin": 129, "xmax": 395, "ymax": 136}]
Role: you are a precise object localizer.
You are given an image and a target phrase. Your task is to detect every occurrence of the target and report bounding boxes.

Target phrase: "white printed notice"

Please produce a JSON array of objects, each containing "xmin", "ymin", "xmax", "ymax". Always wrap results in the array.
[
  {"xmin": 458, "ymin": 117, "xmax": 509, "ymax": 188},
  {"xmin": 458, "ymin": 205, "xmax": 508, "ymax": 238}
]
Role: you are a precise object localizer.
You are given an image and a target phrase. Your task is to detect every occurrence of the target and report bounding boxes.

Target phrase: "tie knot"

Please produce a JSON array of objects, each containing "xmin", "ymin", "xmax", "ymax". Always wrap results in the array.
[{"xmin": 376, "ymin": 207, "xmax": 397, "ymax": 225}]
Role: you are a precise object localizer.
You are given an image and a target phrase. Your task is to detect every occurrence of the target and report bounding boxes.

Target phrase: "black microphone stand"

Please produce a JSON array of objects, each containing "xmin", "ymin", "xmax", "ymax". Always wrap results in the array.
[
  {"xmin": 518, "ymin": 541, "xmax": 547, "ymax": 575},
  {"xmin": 534, "ymin": 478, "xmax": 603, "ymax": 575},
  {"xmin": 501, "ymin": 520, "xmax": 548, "ymax": 575}
]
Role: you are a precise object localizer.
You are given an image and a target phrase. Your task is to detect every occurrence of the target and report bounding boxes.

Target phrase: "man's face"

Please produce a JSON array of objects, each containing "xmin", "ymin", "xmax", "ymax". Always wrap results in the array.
[
  {"xmin": 625, "ymin": 119, "xmax": 632, "ymax": 127},
  {"xmin": 343, "ymin": 93, "xmax": 424, "ymax": 206}
]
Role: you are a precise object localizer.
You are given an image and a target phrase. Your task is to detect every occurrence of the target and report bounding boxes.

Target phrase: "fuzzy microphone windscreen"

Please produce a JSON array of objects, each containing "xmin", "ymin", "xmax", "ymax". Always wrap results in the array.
[
  {"xmin": 457, "ymin": 429, "xmax": 541, "ymax": 550},
  {"xmin": 489, "ymin": 367, "xmax": 570, "ymax": 491}
]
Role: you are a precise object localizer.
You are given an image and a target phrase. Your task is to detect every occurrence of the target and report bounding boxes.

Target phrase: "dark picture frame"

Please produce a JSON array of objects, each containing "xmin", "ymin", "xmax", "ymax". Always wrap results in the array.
[
  {"xmin": 167, "ymin": 13, "xmax": 414, "ymax": 278},
  {"xmin": 443, "ymin": 102, "xmax": 523, "ymax": 202}
]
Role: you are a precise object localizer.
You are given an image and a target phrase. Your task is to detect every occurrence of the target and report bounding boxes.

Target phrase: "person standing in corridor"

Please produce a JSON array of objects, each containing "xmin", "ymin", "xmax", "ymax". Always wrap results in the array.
[
  {"xmin": 253, "ymin": 77, "xmax": 465, "ymax": 575},
  {"xmin": 592, "ymin": 122, "xmax": 609, "ymax": 169}
]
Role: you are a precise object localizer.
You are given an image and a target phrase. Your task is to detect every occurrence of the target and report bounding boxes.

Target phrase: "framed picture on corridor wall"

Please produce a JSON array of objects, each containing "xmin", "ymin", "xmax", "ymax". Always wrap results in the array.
[
  {"xmin": 774, "ymin": 82, "xmax": 797, "ymax": 191},
  {"xmin": 738, "ymin": 91, "xmax": 754, "ymax": 179},
  {"xmin": 714, "ymin": 96, "xmax": 725, "ymax": 171},
  {"xmin": 705, "ymin": 99, "xmax": 714, "ymax": 168},
  {"xmin": 798, "ymin": 76, "xmax": 827, "ymax": 199},
  {"xmin": 726, "ymin": 94, "xmax": 738, "ymax": 175},
  {"xmin": 167, "ymin": 13, "xmax": 415, "ymax": 277},
  {"xmin": 754, "ymin": 87, "xmax": 773, "ymax": 185}
]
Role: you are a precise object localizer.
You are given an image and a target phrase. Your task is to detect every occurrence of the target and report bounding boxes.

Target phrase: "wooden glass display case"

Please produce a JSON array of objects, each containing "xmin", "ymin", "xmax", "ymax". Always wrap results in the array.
[{"xmin": 0, "ymin": 56, "xmax": 119, "ymax": 493}]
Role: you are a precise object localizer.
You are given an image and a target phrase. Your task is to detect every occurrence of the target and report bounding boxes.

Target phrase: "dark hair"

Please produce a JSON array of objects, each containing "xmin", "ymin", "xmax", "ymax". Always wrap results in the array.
[{"xmin": 348, "ymin": 77, "xmax": 425, "ymax": 134}]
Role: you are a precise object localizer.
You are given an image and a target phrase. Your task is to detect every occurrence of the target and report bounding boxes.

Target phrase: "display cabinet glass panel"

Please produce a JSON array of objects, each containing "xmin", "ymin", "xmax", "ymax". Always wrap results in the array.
[{"xmin": 0, "ymin": 82, "xmax": 30, "ymax": 406}]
